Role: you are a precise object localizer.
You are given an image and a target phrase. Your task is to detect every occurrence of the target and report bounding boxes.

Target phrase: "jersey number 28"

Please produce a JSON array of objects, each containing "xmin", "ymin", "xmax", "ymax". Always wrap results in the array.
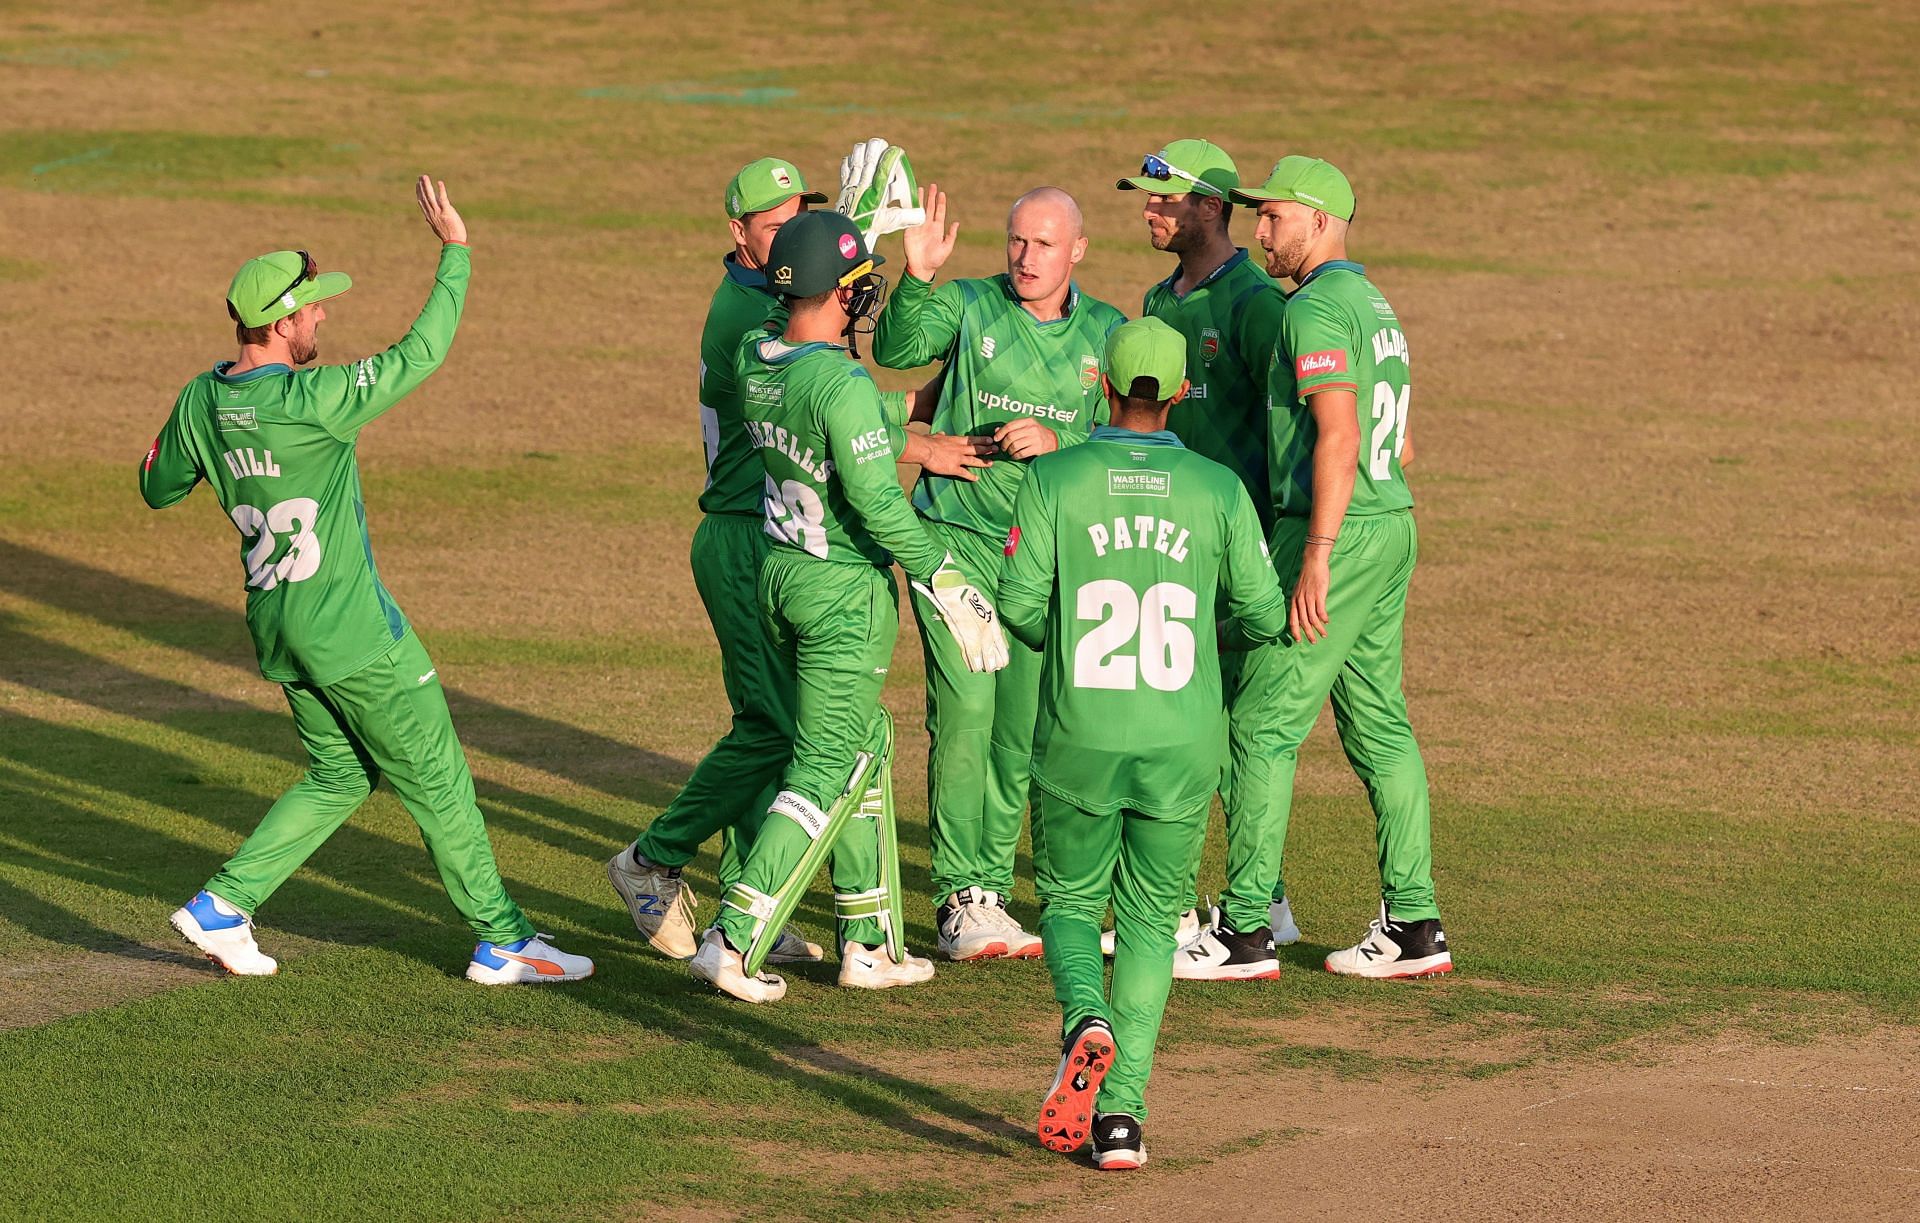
[{"xmin": 1074, "ymin": 580, "xmax": 1196, "ymax": 691}]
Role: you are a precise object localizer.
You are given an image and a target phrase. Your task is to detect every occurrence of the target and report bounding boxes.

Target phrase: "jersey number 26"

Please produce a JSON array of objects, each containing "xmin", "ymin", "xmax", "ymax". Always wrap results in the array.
[{"xmin": 1073, "ymin": 580, "xmax": 1196, "ymax": 692}]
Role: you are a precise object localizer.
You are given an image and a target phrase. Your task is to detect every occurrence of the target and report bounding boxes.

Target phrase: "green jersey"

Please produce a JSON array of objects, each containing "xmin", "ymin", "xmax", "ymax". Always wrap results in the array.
[
  {"xmin": 139, "ymin": 242, "xmax": 471, "ymax": 687},
  {"xmin": 698, "ymin": 255, "xmax": 786, "ymax": 517},
  {"xmin": 1142, "ymin": 249, "xmax": 1285, "ymax": 535},
  {"xmin": 738, "ymin": 333, "xmax": 944, "ymax": 581},
  {"xmin": 873, "ymin": 273, "xmax": 1125, "ymax": 540},
  {"xmin": 998, "ymin": 427, "xmax": 1288, "ymax": 816},
  {"xmin": 1268, "ymin": 260, "xmax": 1414, "ymax": 519}
]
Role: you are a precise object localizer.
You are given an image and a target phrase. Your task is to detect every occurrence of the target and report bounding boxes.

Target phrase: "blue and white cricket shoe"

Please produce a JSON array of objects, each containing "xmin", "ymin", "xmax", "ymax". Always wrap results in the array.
[
  {"xmin": 466, "ymin": 934, "xmax": 595, "ymax": 985},
  {"xmin": 170, "ymin": 890, "xmax": 278, "ymax": 976}
]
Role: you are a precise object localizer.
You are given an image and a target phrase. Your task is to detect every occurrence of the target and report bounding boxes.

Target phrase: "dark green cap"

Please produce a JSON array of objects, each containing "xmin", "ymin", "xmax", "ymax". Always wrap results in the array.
[{"xmin": 764, "ymin": 211, "xmax": 884, "ymax": 298}]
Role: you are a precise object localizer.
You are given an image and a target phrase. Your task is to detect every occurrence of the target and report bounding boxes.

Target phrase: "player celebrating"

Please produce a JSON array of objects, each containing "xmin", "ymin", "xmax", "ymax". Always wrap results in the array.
[
  {"xmin": 608, "ymin": 155, "xmax": 989, "ymax": 963},
  {"xmin": 1118, "ymin": 139, "xmax": 1299, "ymax": 981},
  {"xmin": 141, "ymin": 177, "xmax": 592, "ymax": 985},
  {"xmin": 874, "ymin": 184, "xmax": 1126, "ymax": 961},
  {"xmin": 1231, "ymin": 156, "xmax": 1453, "ymax": 978},
  {"xmin": 688, "ymin": 210, "xmax": 1010, "ymax": 1003},
  {"xmin": 999, "ymin": 318, "xmax": 1289, "ymax": 1168}
]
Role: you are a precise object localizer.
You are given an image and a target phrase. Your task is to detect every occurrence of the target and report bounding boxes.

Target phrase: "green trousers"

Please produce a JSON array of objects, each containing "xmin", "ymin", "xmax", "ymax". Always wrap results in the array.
[
  {"xmin": 1269, "ymin": 510, "xmax": 1439, "ymax": 921},
  {"xmin": 1184, "ymin": 635, "xmax": 1291, "ymax": 933},
  {"xmin": 910, "ymin": 518, "xmax": 1042, "ymax": 901},
  {"xmin": 1033, "ymin": 790, "xmax": 1208, "ymax": 1120},
  {"xmin": 206, "ymin": 630, "xmax": 535, "ymax": 946},
  {"xmin": 715, "ymin": 552, "xmax": 893, "ymax": 951},
  {"xmin": 634, "ymin": 514, "xmax": 794, "ymax": 885}
]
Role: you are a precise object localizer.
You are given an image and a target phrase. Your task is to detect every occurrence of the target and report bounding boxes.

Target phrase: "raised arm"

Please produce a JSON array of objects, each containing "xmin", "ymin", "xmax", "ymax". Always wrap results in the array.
[{"xmin": 872, "ymin": 185, "xmax": 966, "ymax": 369}]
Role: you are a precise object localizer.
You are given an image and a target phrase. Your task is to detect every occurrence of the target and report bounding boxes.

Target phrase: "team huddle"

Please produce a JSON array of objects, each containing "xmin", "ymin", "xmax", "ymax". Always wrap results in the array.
[{"xmin": 141, "ymin": 139, "xmax": 1449, "ymax": 1172}]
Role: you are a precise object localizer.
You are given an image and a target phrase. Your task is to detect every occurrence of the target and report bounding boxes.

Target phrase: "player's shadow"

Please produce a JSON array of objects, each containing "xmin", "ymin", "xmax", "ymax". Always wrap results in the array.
[{"xmin": 0, "ymin": 539, "xmax": 689, "ymax": 820}]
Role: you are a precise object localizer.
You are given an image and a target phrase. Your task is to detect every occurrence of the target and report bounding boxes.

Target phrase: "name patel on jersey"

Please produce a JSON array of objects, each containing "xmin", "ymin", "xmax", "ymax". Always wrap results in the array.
[
  {"xmin": 1087, "ymin": 514, "xmax": 1191, "ymax": 562},
  {"xmin": 222, "ymin": 447, "xmax": 280, "ymax": 480},
  {"xmin": 744, "ymin": 419, "xmax": 832, "ymax": 482}
]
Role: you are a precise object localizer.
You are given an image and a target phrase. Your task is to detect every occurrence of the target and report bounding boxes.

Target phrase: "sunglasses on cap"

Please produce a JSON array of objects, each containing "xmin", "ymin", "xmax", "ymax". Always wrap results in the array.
[
  {"xmin": 1139, "ymin": 154, "xmax": 1221, "ymax": 197},
  {"xmin": 266, "ymin": 250, "xmax": 316, "ymax": 312}
]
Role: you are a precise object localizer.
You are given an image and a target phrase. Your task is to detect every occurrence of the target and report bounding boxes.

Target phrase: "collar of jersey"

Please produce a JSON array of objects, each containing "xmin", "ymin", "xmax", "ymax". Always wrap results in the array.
[
  {"xmin": 212, "ymin": 361, "xmax": 292, "ymax": 382},
  {"xmin": 756, "ymin": 336, "xmax": 844, "ymax": 364},
  {"xmin": 724, "ymin": 253, "xmax": 771, "ymax": 291},
  {"xmin": 996, "ymin": 274, "xmax": 1081, "ymax": 323},
  {"xmin": 1293, "ymin": 259, "xmax": 1365, "ymax": 295},
  {"xmin": 1091, "ymin": 425, "xmax": 1184, "ymax": 447},
  {"xmin": 1157, "ymin": 247, "xmax": 1249, "ymax": 299}
]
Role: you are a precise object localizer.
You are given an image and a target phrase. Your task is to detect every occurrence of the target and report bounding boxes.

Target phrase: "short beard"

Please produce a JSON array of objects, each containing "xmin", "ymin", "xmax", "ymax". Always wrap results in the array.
[
  {"xmin": 1264, "ymin": 234, "xmax": 1307, "ymax": 282},
  {"xmin": 1159, "ymin": 223, "xmax": 1203, "ymax": 256},
  {"xmin": 290, "ymin": 336, "xmax": 318, "ymax": 366}
]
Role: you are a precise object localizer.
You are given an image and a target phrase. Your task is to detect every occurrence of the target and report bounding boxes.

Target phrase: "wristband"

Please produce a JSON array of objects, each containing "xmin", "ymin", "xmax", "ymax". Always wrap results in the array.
[{"xmin": 1305, "ymin": 534, "xmax": 1337, "ymax": 546}]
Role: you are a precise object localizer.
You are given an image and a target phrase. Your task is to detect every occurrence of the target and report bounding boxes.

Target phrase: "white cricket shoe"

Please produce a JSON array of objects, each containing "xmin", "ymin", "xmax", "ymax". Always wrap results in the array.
[
  {"xmin": 983, "ymin": 892, "xmax": 1044, "ymax": 958},
  {"xmin": 1324, "ymin": 904, "xmax": 1454, "ymax": 979},
  {"xmin": 1270, "ymin": 895, "xmax": 1302, "ymax": 946},
  {"xmin": 936, "ymin": 886, "xmax": 1011, "ymax": 961},
  {"xmin": 1172, "ymin": 910, "xmax": 1280, "ymax": 981},
  {"xmin": 837, "ymin": 940, "xmax": 936, "ymax": 990},
  {"xmin": 764, "ymin": 928, "xmax": 826, "ymax": 964},
  {"xmin": 466, "ymin": 934, "xmax": 595, "ymax": 984},
  {"xmin": 606, "ymin": 846, "xmax": 698, "ymax": 959},
  {"xmin": 688, "ymin": 927, "xmax": 787, "ymax": 1003},
  {"xmin": 170, "ymin": 890, "xmax": 277, "ymax": 976},
  {"xmin": 1101, "ymin": 906, "xmax": 1201, "ymax": 957}
]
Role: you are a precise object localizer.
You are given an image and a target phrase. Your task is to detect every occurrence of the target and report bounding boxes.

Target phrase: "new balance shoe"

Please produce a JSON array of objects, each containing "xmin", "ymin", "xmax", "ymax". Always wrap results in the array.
[
  {"xmin": 1102, "ymin": 907, "xmax": 1201, "ymax": 957},
  {"xmin": 1037, "ymin": 1016, "xmax": 1116, "ymax": 1154},
  {"xmin": 688, "ymin": 927, "xmax": 787, "ymax": 1003},
  {"xmin": 838, "ymin": 940, "xmax": 936, "ymax": 990},
  {"xmin": 1091, "ymin": 1111, "xmax": 1147, "ymax": 1170},
  {"xmin": 1324, "ymin": 904, "xmax": 1453, "ymax": 979},
  {"xmin": 466, "ymin": 933, "xmax": 594, "ymax": 984},
  {"xmin": 1270, "ymin": 894, "xmax": 1302, "ymax": 946},
  {"xmin": 764, "ymin": 927, "xmax": 826, "ymax": 964},
  {"xmin": 170, "ymin": 890, "xmax": 277, "ymax": 976},
  {"xmin": 607, "ymin": 845, "xmax": 698, "ymax": 959},
  {"xmin": 1172, "ymin": 915, "xmax": 1280, "ymax": 981},
  {"xmin": 984, "ymin": 892, "xmax": 1044, "ymax": 959},
  {"xmin": 936, "ymin": 887, "xmax": 1011, "ymax": 961}
]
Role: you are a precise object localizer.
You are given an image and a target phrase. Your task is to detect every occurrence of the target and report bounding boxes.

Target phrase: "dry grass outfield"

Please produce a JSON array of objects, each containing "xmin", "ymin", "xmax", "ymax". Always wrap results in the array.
[{"xmin": 1, "ymin": 0, "xmax": 1918, "ymax": 1218}]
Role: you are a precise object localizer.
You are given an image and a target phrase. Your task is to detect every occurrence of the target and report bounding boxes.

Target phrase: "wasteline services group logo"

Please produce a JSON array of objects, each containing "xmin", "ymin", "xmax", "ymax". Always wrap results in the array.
[{"xmin": 1108, "ymin": 469, "xmax": 1170, "ymax": 497}]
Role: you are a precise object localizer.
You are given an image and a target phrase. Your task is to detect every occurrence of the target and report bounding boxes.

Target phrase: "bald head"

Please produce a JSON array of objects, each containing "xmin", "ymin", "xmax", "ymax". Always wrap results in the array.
[
  {"xmin": 1005, "ymin": 187, "xmax": 1089, "ymax": 313},
  {"xmin": 1008, "ymin": 186, "xmax": 1084, "ymax": 239}
]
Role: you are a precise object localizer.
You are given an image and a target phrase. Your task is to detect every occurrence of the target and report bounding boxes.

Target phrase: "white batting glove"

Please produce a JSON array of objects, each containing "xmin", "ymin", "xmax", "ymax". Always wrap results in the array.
[
  {"xmin": 910, "ymin": 554, "xmax": 1010, "ymax": 673},
  {"xmin": 836, "ymin": 139, "xmax": 926, "ymax": 247}
]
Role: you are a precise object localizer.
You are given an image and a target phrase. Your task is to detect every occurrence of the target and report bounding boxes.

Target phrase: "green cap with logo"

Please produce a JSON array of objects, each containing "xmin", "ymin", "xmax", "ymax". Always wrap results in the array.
[
  {"xmin": 724, "ymin": 156, "xmax": 829, "ymax": 220},
  {"xmin": 1104, "ymin": 316, "xmax": 1188, "ymax": 401},
  {"xmin": 764, "ymin": 210, "xmax": 884, "ymax": 298},
  {"xmin": 226, "ymin": 251, "xmax": 352, "ymax": 328},
  {"xmin": 1116, "ymin": 138, "xmax": 1240, "ymax": 199},
  {"xmin": 1228, "ymin": 155, "xmax": 1356, "ymax": 221}
]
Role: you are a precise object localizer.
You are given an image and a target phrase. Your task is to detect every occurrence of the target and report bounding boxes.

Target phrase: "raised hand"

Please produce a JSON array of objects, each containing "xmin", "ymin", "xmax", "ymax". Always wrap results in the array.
[
  {"xmin": 416, "ymin": 175, "xmax": 467, "ymax": 246},
  {"xmin": 901, "ymin": 183, "xmax": 957, "ymax": 281}
]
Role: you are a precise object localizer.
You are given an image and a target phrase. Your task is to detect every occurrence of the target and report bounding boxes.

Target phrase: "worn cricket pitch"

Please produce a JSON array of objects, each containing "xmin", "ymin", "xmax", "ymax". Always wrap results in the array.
[{"xmin": 1, "ymin": 1, "xmax": 1917, "ymax": 1219}]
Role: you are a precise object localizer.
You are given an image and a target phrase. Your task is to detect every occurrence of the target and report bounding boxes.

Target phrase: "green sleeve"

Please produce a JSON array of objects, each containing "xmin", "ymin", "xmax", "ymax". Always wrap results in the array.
[
  {"xmin": 138, "ymin": 396, "xmax": 200, "ymax": 509},
  {"xmin": 996, "ymin": 466, "xmax": 1056, "ymax": 650},
  {"xmin": 873, "ymin": 273, "xmax": 964, "ymax": 370},
  {"xmin": 825, "ymin": 369, "xmax": 947, "ymax": 581},
  {"xmin": 1220, "ymin": 485, "xmax": 1288, "ymax": 643},
  {"xmin": 1233, "ymin": 280, "xmax": 1285, "ymax": 383},
  {"xmin": 876, "ymin": 389, "xmax": 909, "ymax": 427},
  {"xmin": 1281, "ymin": 289, "xmax": 1359, "ymax": 397},
  {"xmin": 307, "ymin": 243, "xmax": 472, "ymax": 440}
]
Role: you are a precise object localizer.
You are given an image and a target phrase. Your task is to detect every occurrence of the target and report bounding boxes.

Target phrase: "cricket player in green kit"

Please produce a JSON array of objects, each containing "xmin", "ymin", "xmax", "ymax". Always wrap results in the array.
[
  {"xmin": 875, "ymin": 184, "xmax": 1126, "ymax": 960},
  {"xmin": 687, "ymin": 211, "xmax": 1011, "ymax": 1003},
  {"xmin": 1119, "ymin": 139, "xmax": 1301, "ymax": 980},
  {"xmin": 1000, "ymin": 318, "xmax": 1289, "ymax": 1169},
  {"xmin": 609, "ymin": 153, "xmax": 989, "ymax": 963},
  {"xmin": 142, "ymin": 177, "xmax": 592, "ymax": 985},
  {"xmin": 1232, "ymin": 156, "xmax": 1453, "ymax": 978}
]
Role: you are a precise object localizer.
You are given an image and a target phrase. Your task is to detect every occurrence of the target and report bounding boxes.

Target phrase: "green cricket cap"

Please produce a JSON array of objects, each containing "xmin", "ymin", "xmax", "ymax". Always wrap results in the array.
[
  {"xmin": 1116, "ymin": 138, "xmax": 1239, "ymax": 199},
  {"xmin": 1104, "ymin": 316, "xmax": 1187, "ymax": 402},
  {"xmin": 226, "ymin": 250, "xmax": 352, "ymax": 328},
  {"xmin": 764, "ymin": 211, "xmax": 884, "ymax": 298},
  {"xmin": 724, "ymin": 156, "xmax": 829, "ymax": 220},
  {"xmin": 1228, "ymin": 155, "xmax": 1356, "ymax": 221}
]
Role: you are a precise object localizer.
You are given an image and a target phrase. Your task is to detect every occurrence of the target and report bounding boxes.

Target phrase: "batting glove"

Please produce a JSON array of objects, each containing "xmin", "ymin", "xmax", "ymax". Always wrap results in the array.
[
  {"xmin": 836, "ymin": 138, "xmax": 926, "ymax": 248},
  {"xmin": 911, "ymin": 554, "xmax": 1010, "ymax": 673}
]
